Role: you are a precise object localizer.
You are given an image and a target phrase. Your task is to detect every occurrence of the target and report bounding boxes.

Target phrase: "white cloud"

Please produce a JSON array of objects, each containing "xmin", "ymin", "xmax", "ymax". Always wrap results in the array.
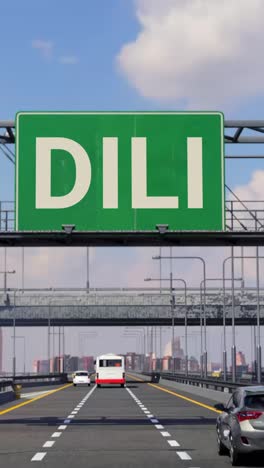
[
  {"xmin": 233, "ymin": 170, "xmax": 264, "ymax": 201},
  {"xmin": 117, "ymin": 0, "xmax": 264, "ymax": 108},
  {"xmin": 58, "ymin": 55, "xmax": 79, "ymax": 65},
  {"xmin": 32, "ymin": 39, "xmax": 54, "ymax": 59}
]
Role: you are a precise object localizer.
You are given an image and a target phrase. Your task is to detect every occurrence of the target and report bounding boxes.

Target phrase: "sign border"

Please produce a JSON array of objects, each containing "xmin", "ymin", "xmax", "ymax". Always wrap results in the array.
[{"xmin": 15, "ymin": 111, "xmax": 225, "ymax": 231}]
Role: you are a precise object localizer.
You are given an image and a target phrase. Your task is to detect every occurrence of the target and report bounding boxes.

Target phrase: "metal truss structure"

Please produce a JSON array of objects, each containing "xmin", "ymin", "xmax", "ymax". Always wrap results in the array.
[
  {"xmin": 1, "ymin": 120, "xmax": 264, "ymax": 246},
  {"xmin": 1, "ymin": 288, "xmax": 264, "ymax": 327}
]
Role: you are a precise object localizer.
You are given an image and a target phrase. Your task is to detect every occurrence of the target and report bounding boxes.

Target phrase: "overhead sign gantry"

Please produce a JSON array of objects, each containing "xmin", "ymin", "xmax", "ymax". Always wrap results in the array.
[
  {"xmin": 16, "ymin": 112, "xmax": 224, "ymax": 231},
  {"xmin": 0, "ymin": 116, "xmax": 264, "ymax": 246}
]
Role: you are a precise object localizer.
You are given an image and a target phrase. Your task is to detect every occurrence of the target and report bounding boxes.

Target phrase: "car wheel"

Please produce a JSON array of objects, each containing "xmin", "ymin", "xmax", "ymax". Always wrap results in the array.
[
  {"xmin": 88, "ymin": 383, "xmax": 91, "ymax": 386},
  {"xmin": 121, "ymin": 384, "xmax": 124, "ymax": 388},
  {"xmin": 230, "ymin": 435, "xmax": 240, "ymax": 466},
  {"xmin": 216, "ymin": 428, "xmax": 228, "ymax": 456},
  {"xmin": 97, "ymin": 384, "xmax": 101, "ymax": 388}
]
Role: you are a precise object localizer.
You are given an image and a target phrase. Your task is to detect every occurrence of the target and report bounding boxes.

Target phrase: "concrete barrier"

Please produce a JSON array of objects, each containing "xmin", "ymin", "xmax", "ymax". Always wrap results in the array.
[
  {"xmin": 0, "ymin": 386, "xmax": 15, "ymax": 405},
  {"xmin": 130, "ymin": 372, "xmax": 230, "ymax": 405}
]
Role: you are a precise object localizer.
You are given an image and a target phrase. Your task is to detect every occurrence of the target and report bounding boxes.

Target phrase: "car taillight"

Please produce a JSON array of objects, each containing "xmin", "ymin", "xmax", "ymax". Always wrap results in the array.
[{"xmin": 237, "ymin": 411, "xmax": 262, "ymax": 422}]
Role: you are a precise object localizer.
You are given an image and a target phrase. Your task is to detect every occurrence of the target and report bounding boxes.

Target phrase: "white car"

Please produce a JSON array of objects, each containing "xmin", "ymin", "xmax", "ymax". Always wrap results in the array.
[{"xmin": 73, "ymin": 371, "xmax": 91, "ymax": 386}]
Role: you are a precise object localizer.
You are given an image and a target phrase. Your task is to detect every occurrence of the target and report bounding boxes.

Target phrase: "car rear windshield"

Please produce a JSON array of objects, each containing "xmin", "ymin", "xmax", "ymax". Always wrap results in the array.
[
  {"xmin": 75, "ymin": 372, "xmax": 88, "ymax": 376},
  {"xmin": 245, "ymin": 394, "xmax": 264, "ymax": 410},
  {"xmin": 99, "ymin": 359, "xmax": 122, "ymax": 367}
]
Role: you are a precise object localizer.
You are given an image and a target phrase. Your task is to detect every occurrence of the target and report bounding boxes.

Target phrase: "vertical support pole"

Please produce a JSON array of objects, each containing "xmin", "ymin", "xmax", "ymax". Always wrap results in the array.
[
  {"xmin": 22, "ymin": 248, "xmax": 24, "ymax": 292},
  {"xmin": 12, "ymin": 292, "xmax": 16, "ymax": 377},
  {"xmin": 170, "ymin": 273, "xmax": 175, "ymax": 375},
  {"xmin": 241, "ymin": 246, "xmax": 244, "ymax": 293},
  {"xmin": 4, "ymin": 248, "xmax": 7, "ymax": 293},
  {"xmin": 86, "ymin": 247, "xmax": 90, "ymax": 292},
  {"xmin": 23, "ymin": 337, "xmax": 26, "ymax": 374},
  {"xmin": 184, "ymin": 283, "xmax": 188, "ymax": 376},
  {"xmin": 203, "ymin": 262, "xmax": 207, "ymax": 378},
  {"xmin": 256, "ymin": 246, "xmax": 262, "ymax": 383},
  {"xmin": 62, "ymin": 326, "xmax": 65, "ymax": 373},
  {"xmin": 231, "ymin": 246, "xmax": 236, "ymax": 382},
  {"xmin": 159, "ymin": 247, "xmax": 162, "ymax": 294},
  {"xmin": 48, "ymin": 302, "xmax": 51, "ymax": 373},
  {"xmin": 159, "ymin": 326, "xmax": 162, "ymax": 372},
  {"xmin": 200, "ymin": 286, "xmax": 203, "ymax": 378},
  {"xmin": 253, "ymin": 324, "xmax": 257, "ymax": 378},
  {"xmin": 223, "ymin": 260, "xmax": 227, "ymax": 381},
  {"xmin": 58, "ymin": 327, "xmax": 61, "ymax": 373}
]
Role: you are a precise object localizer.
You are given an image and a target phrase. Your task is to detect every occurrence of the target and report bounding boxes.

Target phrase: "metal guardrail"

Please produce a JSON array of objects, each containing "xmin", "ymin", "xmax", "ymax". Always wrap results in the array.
[
  {"xmin": 0, "ymin": 373, "xmax": 68, "ymax": 390},
  {"xmin": 142, "ymin": 371, "xmax": 263, "ymax": 393},
  {"xmin": 0, "ymin": 380, "xmax": 13, "ymax": 391}
]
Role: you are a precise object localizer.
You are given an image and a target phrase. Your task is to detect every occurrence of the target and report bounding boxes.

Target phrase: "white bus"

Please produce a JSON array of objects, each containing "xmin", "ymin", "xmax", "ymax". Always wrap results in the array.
[{"xmin": 95, "ymin": 354, "xmax": 125, "ymax": 387}]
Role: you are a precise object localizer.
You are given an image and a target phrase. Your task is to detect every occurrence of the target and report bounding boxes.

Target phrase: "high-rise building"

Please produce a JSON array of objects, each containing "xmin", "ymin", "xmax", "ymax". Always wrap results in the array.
[
  {"xmin": 236, "ymin": 351, "xmax": 246, "ymax": 366},
  {"xmin": 80, "ymin": 356, "xmax": 94, "ymax": 372},
  {"xmin": 0, "ymin": 328, "xmax": 2, "ymax": 373}
]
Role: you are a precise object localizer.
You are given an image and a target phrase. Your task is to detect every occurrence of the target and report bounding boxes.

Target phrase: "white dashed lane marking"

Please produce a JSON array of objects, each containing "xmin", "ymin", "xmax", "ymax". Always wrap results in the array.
[
  {"xmin": 31, "ymin": 452, "xmax": 46, "ymax": 461},
  {"xmin": 43, "ymin": 441, "xmax": 55, "ymax": 448},
  {"xmin": 177, "ymin": 451, "xmax": 192, "ymax": 460},
  {"xmin": 126, "ymin": 386, "xmax": 192, "ymax": 462},
  {"xmin": 51, "ymin": 432, "xmax": 62, "ymax": 438},
  {"xmin": 168, "ymin": 440, "xmax": 180, "ymax": 447},
  {"xmin": 30, "ymin": 385, "xmax": 97, "ymax": 462}
]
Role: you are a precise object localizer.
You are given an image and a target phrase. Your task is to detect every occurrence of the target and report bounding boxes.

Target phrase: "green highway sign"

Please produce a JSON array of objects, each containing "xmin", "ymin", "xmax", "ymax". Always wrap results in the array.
[{"xmin": 16, "ymin": 112, "xmax": 224, "ymax": 231}]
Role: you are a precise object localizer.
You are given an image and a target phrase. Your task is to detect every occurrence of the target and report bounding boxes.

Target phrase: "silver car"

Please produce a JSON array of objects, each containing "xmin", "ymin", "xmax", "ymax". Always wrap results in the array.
[{"xmin": 215, "ymin": 386, "xmax": 264, "ymax": 466}]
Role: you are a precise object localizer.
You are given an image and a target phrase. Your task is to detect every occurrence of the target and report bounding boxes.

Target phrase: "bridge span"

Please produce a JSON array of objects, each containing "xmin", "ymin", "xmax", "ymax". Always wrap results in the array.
[{"xmin": 0, "ymin": 288, "xmax": 264, "ymax": 326}]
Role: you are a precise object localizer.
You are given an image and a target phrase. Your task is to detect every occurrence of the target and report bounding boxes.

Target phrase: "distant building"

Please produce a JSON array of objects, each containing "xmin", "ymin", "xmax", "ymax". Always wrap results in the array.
[
  {"xmin": 49, "ymin": 356, "xmax": 63, "ymax": 373},
  {"xmin": 189, "ymin": 356, "xmax": 199, "ymax": 372},
  {"xmin": 39, "ymin": 360, "xmax": 49, "ymax": 374},
  {"xmin": 164, "ymin": 337, "xmax": 184, "ymax": 359},
  {"xmin": 65, "ymin": 356, "xmax": 79, "ymax": 372},
  {"xmin": 162, "ymin": 356, "xmax": 171, "ymax": 371},
  {"xmin": 33, "ymin": 359, "xmax": 39, "ymax": 373},
  {"xmin": 236, "ymin": 351, "xmax": 246, "ymax": 366},
  {"xmin": 80, "ymin": 356, "xmax": 94, "ymax": 372},
  {"xmin": 126, "ymin": 352, "xmax": 136, "ymax": 370}
]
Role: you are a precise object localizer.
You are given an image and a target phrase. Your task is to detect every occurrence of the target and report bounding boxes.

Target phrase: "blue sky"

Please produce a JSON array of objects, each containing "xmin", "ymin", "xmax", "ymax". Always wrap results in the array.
[
  {"xmin": 1, "ymin": 0, "xmax": 264, "ymax": 370},
  {"xmin": 1, "ymin": 0, "xmax": 264, "ymax": 198}
]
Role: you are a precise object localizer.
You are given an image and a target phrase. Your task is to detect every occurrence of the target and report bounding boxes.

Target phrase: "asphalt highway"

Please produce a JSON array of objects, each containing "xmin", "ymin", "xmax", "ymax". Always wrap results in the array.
[{"xmin": 0, "ymin": 378, "xmax": 263, "ymax": 467}]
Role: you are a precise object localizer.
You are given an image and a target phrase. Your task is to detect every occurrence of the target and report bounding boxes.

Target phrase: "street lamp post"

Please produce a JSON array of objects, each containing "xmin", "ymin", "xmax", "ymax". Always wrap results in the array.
[
  {"xmin": 12, "ymin": 289, "xmax": 18, "ymax": 377},
  {"xmin": 12, "ymin": 335, "xmax": 26, "ymax": 374},
  {"xmin": 200, "ymin": 276, "xmax": 242, "ymax": 380},
  {"xmin": 86, "ymin": 247, "xmax": 90, "ymax": 292},
  {"xmin": 144, "ymin": 276, "xmax": 188, "ymax": 375},
  {"xmin": 153, "ymin": 255, "xmax": 206, "ymax": 377},
  {"xmin": 223, "ymin": 254, "xmax": 264, "ymax": 383}
]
